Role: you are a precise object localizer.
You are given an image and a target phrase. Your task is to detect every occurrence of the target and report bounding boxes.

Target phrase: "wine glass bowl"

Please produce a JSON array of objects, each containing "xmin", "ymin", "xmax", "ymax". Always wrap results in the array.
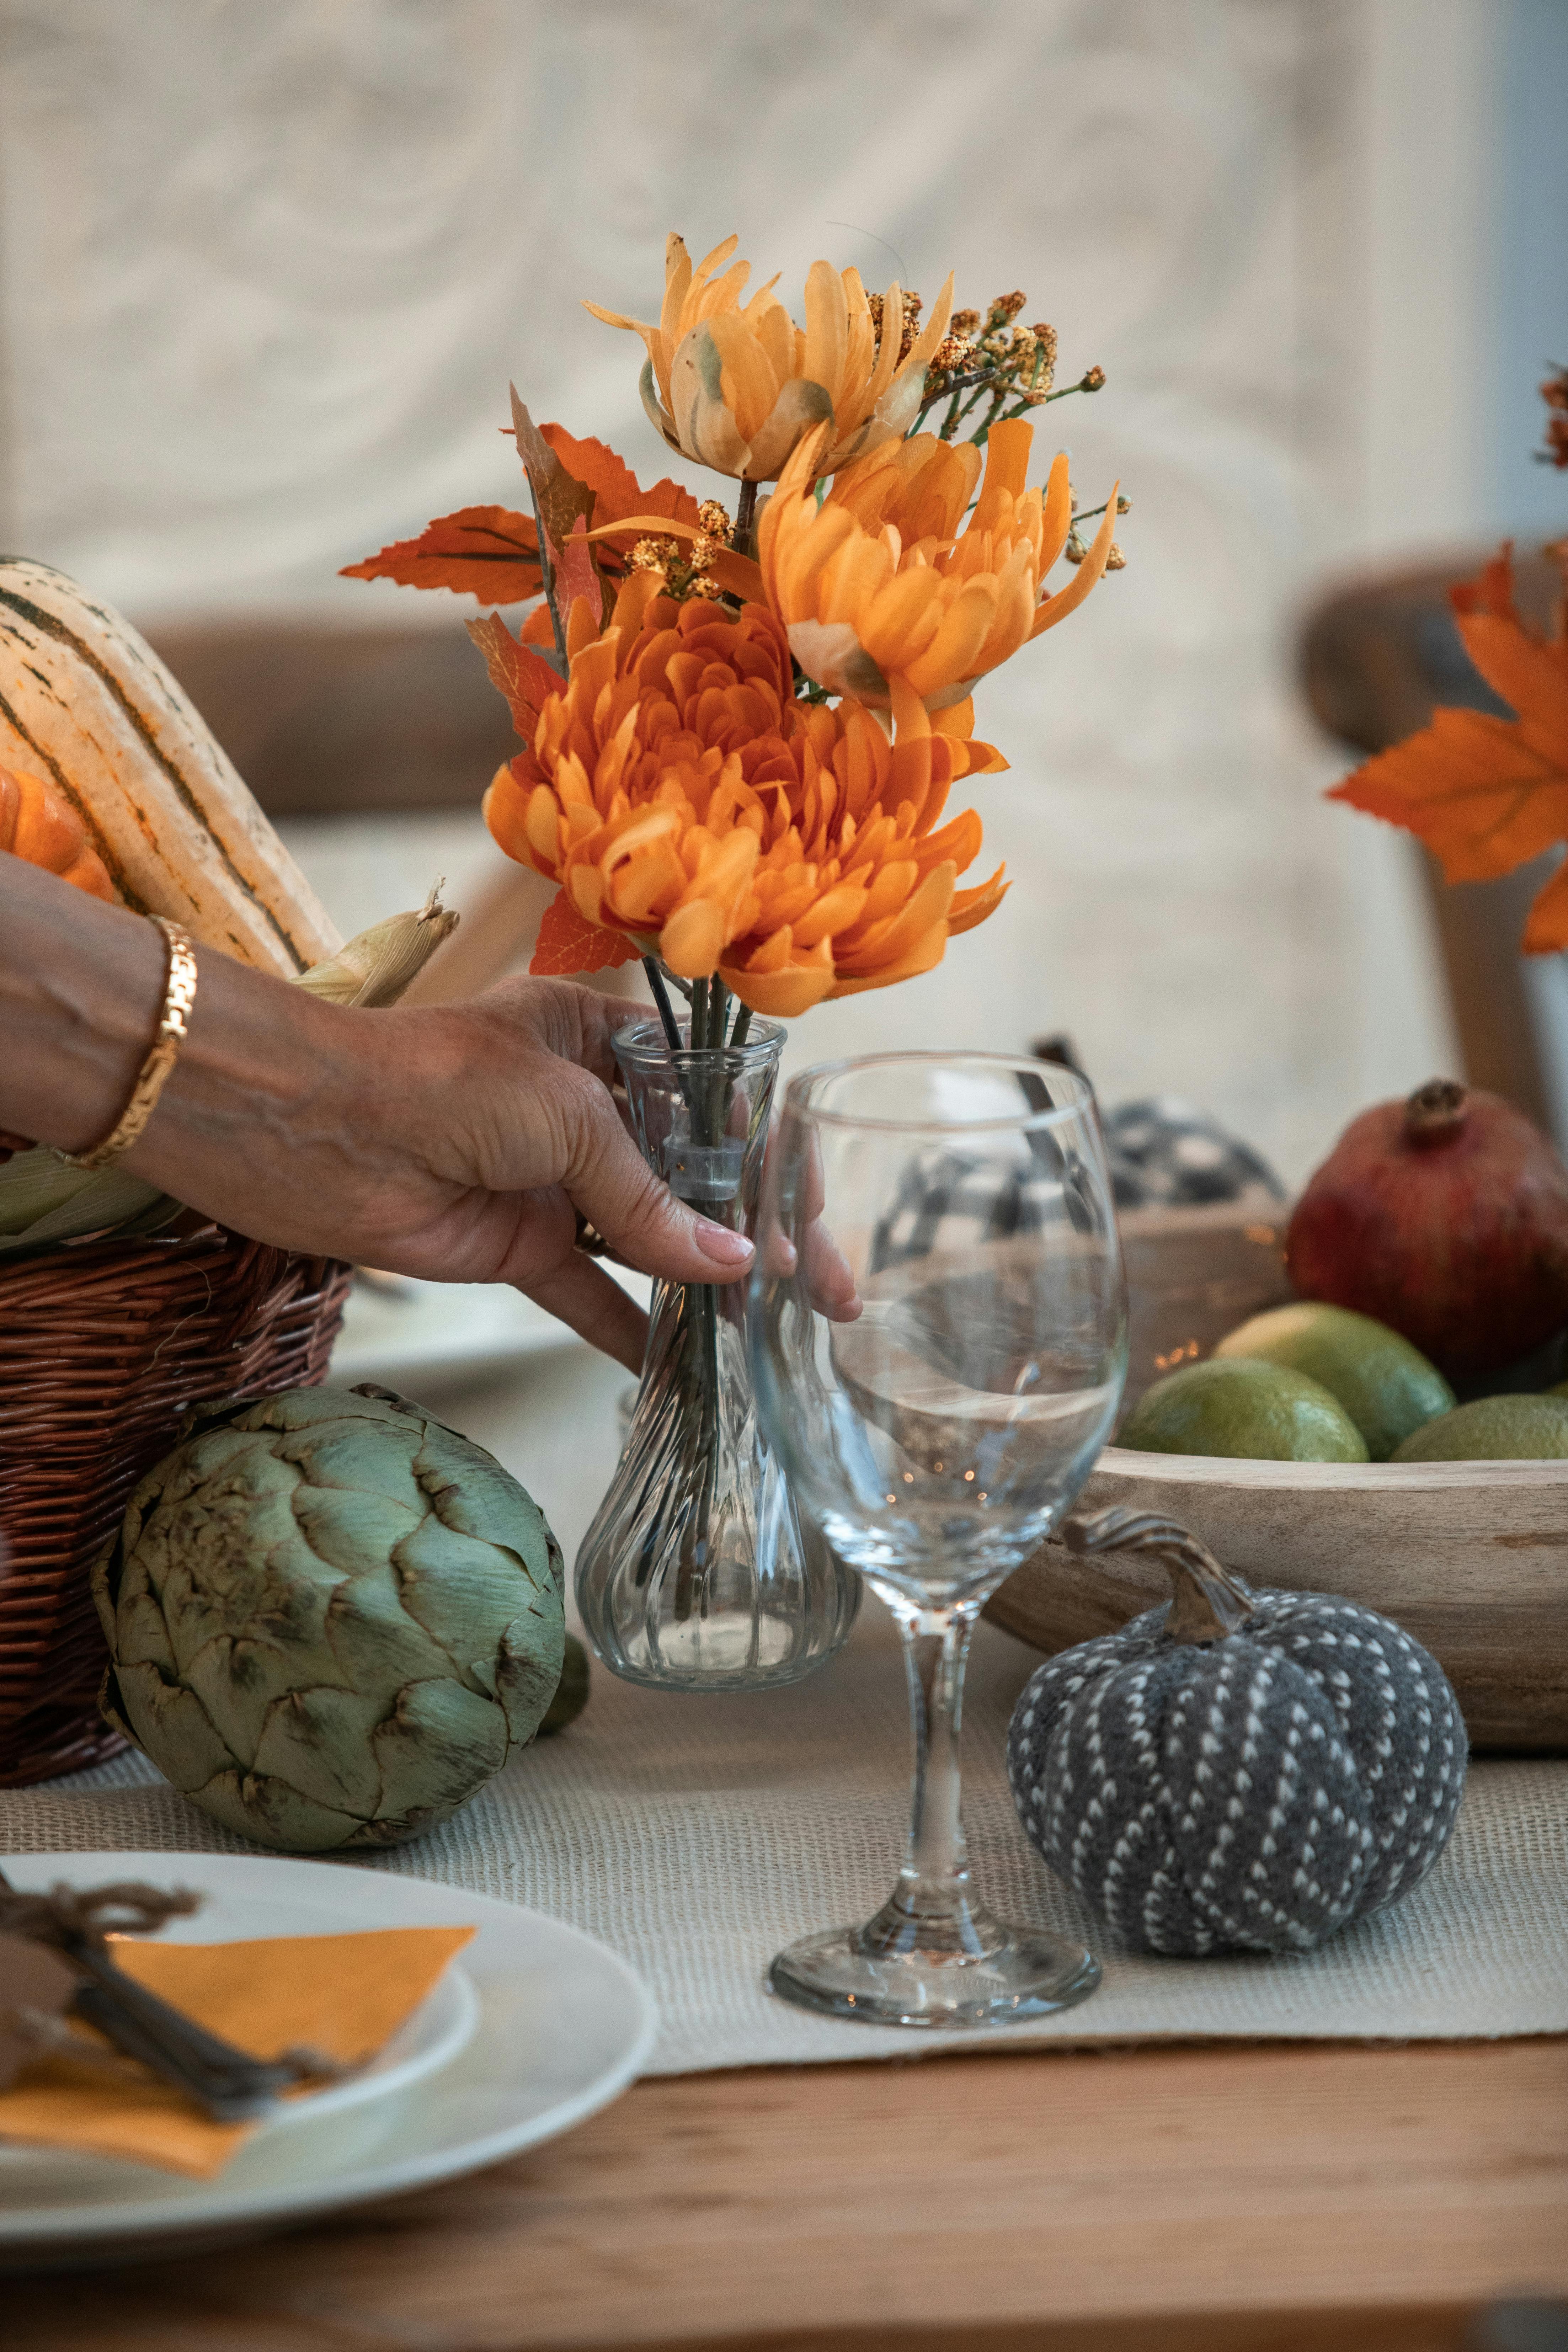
[{"xmin": 750, "ymin": 1053, "xmax": 1127, "ymax": 2027}]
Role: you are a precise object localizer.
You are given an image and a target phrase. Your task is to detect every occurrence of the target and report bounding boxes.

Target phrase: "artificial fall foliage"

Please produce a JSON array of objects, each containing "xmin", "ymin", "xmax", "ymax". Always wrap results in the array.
[
  {"xmin": 1330, "ymin": 543, "xmax": 1568, "ymax": 953},
  {"xmin": 530, "ymin": 892, "xmax": 640, "ymax": 977},
  {"xmin": 343, "ymin": 424, "xmax": 703, "ymax": 606},
  {"xmin": 482, "ymin": 571, "xmax": 1007, "ymax": 1016},
  {"xmin": 585, "ymin": 233, "xmax": 956, "ymax": 482},
  {"xmin": 346, "ymin": 230, "xmax": 1126, "ymax": 1014}
]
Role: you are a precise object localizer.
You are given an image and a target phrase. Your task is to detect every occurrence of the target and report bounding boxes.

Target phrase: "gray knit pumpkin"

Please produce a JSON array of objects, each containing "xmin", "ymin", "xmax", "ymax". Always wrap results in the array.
[{"xmin": 1007, "ymin": 1509, "xmax": 1467, "ymax": 1956}]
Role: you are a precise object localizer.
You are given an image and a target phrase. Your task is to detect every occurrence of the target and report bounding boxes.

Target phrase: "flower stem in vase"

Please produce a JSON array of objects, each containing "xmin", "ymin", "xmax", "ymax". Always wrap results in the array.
[
  {"xmin": 574, "ymin": 1009, "xmax": 859, "ymax": 1690},
  {"xmin": 681, "ymin": 973, "xmax": 727, "ymax": 1628}
]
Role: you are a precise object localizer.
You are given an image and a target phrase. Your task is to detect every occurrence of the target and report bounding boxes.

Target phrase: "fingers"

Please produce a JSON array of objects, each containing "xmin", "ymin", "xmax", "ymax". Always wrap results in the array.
[
  {"xmin": 559, "ymin": 1071, "xmax": 754, "ymax": 1286},
  {"xmin": 521, "ymin": 1255, "xmax": 650, "ymax": 1374},
  {"xmin": 802, "ymin": 1218, "xmax": 863, "ymax": 1321},
  {"xmin": 758, "ymin": 1117, "xmax": 859, "ymax": 1317},
  {"xmin": 762, "ymin": 1222, "xmax": 862, "ymax": 1319}
]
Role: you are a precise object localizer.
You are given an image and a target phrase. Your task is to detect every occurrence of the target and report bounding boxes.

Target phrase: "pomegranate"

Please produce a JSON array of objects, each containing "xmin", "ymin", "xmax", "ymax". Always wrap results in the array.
[{"xmin": 1287, "ymin": 1080, "xmax": 1568, "ymax": 1379}]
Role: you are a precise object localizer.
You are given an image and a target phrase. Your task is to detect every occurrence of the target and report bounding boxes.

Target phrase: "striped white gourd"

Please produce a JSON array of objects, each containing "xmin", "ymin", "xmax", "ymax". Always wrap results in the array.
[{"xmin": 0, "ymin": 558, "xmax": 339, "ymax": 975}]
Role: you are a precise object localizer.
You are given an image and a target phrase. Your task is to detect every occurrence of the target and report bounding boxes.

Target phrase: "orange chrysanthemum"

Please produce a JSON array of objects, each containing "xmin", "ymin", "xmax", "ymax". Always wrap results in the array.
[
  {"xmin": 756, "ymin": 418, "xmax": 1119, "ymax": 709},
  {"xmin": 482, "ymin": 572, "xmax": 1008, "ymax": 1016},
  {"xmin": 585, "ymin": 234, "xmax": 953, "ymax": 484},
  {"xmin": 1331, "ymin": 544, "xmax": 1568, "ymax": 952}
]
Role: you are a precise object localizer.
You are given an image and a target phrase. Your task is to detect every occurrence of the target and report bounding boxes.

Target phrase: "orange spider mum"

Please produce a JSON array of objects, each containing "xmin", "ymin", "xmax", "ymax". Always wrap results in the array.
[
  {"xmin": 482, "ymin": 572, "xmax": 1008, "ymax": 1016},
  {"xmin": 585, "ymin": 234, "xmax": 953, "ymax": 483},
  {"xmin": 1331, "ymin": 543, "xmax": 1568, "ymax": 952},
  {"xmin": 756, "ymin": 418, "xmax": 1119, "ymax": 709}
]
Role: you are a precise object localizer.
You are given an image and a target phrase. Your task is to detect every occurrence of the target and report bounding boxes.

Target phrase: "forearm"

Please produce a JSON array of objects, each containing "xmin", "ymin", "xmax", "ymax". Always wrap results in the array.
[
  {"xmin": 1, "ymin": 855, "xmax": 746, "ymax": 1346},
  {"xmin": 1, "ymin": 855, "xmax": 169, "ymax": 1152},
  {"xmin": 0, "ymin": 854, "xmax": 393, "ymax": 1213}
]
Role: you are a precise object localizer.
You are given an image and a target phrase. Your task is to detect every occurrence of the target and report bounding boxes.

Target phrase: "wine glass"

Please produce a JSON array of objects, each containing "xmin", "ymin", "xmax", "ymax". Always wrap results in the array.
[{"xmin": 748, "ymin": 1053, "xmax": 1127, "ymax": 2027}]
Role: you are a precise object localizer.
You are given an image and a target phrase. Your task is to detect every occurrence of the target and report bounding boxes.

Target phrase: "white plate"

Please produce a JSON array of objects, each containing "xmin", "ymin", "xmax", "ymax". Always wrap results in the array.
[
  {"xmin": 331, "ymin": 1267, "xmax": 652, "ymax": 1390},
  {"xmin": 266, "ymin": 1960, "xmax": 479, "ymax": 2130},
  {"xmin": 0, "ymin": 1852, "xmax": 656, "ymax": 2269}
]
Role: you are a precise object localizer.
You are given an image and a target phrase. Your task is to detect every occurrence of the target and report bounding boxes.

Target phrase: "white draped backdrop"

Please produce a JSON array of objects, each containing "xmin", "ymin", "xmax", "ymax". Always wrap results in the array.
[{"xmin": 0, "ymin": 0, "xmax": 1545, "ymax": 1178}]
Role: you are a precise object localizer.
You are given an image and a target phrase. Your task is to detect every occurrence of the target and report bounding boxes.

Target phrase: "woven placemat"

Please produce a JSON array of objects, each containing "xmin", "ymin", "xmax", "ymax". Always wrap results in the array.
[{"xmin": 4, "ymin": 1604, "xmax": 1564, "ymax": 2073}]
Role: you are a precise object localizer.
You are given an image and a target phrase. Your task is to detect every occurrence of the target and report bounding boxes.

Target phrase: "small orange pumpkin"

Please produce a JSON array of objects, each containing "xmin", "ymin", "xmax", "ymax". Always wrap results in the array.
[{"xmin": 0, "ymin": 763, "xmax": 116, "ymax": 902}]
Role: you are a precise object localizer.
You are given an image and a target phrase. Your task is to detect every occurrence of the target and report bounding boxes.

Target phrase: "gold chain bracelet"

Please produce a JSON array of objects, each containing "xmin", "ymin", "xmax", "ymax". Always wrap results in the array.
[{"xmin": 58, "ymin": 917, "xmax": 199, "ymax": 1172}]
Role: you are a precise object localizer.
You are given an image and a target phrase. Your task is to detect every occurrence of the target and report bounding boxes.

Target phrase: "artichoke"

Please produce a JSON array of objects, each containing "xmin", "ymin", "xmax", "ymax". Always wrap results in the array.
[{"xmin": 92, "ymin": 1385, "xmax": 567, "ymax": 1852}]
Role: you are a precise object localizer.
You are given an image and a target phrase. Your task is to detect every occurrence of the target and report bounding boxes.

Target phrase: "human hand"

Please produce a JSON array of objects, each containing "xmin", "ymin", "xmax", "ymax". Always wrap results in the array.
[
  {"xmin": 0, "ymin": 859, "xmax": 752, "ymax": 1372},
  {"xmin": 760, "ymin": 1122, "xmax": 862, "ymax": 1323},
  {"xmin": 131, "ymin": 970, "xmax": 753, "ymax": 1373}
]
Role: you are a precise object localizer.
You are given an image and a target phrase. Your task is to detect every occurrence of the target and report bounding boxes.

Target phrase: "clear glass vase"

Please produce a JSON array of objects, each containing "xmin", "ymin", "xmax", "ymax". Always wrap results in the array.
[{"xmin": 575, "ymin": 1013, "xmax": 860, "ymax": 1691}]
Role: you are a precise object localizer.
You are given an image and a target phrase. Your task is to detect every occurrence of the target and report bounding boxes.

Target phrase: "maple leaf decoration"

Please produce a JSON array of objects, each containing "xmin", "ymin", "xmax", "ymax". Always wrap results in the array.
[
  {"xmin": 529, "ymin": 889, "xmax": 641, "ymax": 977},
  {"xmin": 1330, "ymin": 544, "xmax": 1568, "ymax": 952},
  {"xmin": 341, "ymin": 426, "xmax": 704, "ymax": 604}
]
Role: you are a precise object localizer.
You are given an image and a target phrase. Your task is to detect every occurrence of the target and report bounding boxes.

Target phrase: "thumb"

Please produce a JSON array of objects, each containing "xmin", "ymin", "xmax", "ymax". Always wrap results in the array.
[{"xmin": 562, "ymin": 1075, "xmax": 754, "ymax": 1285}]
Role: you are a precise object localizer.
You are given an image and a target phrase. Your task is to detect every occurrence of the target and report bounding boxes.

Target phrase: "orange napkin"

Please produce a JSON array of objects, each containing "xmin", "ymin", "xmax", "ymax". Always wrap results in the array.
[{"xmin": 0, "ymin": 1926, "xmax": 474, "ymax": 2178}]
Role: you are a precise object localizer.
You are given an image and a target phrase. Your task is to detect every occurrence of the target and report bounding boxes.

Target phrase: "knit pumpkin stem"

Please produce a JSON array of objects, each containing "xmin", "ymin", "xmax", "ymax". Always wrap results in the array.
[{"xmin": 1062, "ymin": 1508, "xmax": 1256, "ymax": 1644}]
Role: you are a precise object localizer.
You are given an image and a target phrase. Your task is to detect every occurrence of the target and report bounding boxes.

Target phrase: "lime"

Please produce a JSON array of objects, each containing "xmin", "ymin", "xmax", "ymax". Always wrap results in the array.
[
  {"xmin": 1215, "ymin": 1302, "xmax": 1453, "ymax": 1462},
  {"xmin": 1119, "ymin": 1356, "xmax": 1369, "ymax": 1462},
  {"xmin": 1391, "ymin": 1394, "xmax": 1568, "ymax": 1461}
]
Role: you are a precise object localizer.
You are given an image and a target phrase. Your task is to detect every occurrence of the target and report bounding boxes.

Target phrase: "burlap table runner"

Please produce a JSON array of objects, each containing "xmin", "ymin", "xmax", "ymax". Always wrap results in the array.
[{"xmin": 4, "ymin": 1604, "xmax": 1565, "ymax": 2071}]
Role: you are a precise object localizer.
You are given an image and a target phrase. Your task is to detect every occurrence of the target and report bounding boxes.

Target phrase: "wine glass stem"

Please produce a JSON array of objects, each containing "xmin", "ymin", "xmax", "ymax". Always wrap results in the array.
[{"xmin": 861, "ymin": 1601, "xmax": 990, "ymax": 1960}]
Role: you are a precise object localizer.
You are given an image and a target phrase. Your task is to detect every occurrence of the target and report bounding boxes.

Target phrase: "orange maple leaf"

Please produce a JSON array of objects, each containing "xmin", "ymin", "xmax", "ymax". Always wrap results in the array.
[
  {"xmin": 529, "ymin": 887, "xmax": 642, "ymax": 977},
  {"xmin": 341, "ymin": 427, "xmax": 704, "ymax": 604},
  {"xmin": 1329, "ymin": 544, "xmax": 1568, "ymax": 951},
  {"xmin": 532, "ymin": 423, "xmax": 704, "ymax": 557},
  {"xmin": 465, "ymin": 614, "xmax": 565, "ymax": 741},
  {"xmin": 341, "ymin": 505, "xmax": 541, "ymax": 603}
]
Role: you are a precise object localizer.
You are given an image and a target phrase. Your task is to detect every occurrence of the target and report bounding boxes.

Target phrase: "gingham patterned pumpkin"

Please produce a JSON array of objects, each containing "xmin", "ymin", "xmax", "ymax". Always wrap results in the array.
[{"xmin": 1007, "ymin": 1509, "xmax": 1467, "ymax": 1956}]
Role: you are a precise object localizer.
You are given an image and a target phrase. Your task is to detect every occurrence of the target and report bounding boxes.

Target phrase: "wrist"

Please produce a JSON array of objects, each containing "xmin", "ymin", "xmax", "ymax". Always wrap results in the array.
[
  {"xmin": 0, "ymin": 860, "xmax": 167, "ymax": 1153},
  {"xmin": 122, "ymin": 950, "xmax": 356, "ymax": 1192}
]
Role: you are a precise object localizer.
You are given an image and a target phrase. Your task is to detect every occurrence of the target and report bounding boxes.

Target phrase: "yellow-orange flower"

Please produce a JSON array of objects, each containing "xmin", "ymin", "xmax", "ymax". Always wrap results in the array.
[
  {"xmin": 585, "ymin": 234, "xmax": 953, "ymax": 484},
  {"xmin": 483, "ymin": 571, "xmax": 1007, "ymax": 1016},
  {"xmin": 757, "ymin": 418, "xmax": 1119, "ymax": 709}
]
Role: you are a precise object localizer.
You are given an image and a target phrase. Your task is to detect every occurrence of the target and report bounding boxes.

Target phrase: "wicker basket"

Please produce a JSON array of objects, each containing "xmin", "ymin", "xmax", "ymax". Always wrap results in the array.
[{"xmin": 0, "ymin": 1220, "xmax": 351, "ymax": 1786}]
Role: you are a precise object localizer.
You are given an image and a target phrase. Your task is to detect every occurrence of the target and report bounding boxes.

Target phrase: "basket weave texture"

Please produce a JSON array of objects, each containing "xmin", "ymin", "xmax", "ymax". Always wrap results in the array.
[{"xmin": 0, "ymin": 1221, "xmax": 350, "ymax": 1786}]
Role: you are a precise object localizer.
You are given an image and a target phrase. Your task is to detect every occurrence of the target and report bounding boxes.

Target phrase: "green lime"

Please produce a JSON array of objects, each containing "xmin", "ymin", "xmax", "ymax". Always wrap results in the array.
[
  {"xmin": 1215, "ymin": 1302, "xmax": 1453, "ymax": 1462},
  {"xmin": 1119, "ymin": 1356, "xmax": 1369, "ymax": 1462},
  {"xmin": 1392, "ymin": 1395, "xmax": 1568, "ymax": 1461}
]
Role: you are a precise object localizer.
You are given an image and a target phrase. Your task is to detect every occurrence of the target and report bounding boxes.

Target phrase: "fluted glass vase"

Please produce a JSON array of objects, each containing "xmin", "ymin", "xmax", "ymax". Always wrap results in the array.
[{"xmin": 576, "ymin": 1013, "xmax": 859, "ymax": 1691}]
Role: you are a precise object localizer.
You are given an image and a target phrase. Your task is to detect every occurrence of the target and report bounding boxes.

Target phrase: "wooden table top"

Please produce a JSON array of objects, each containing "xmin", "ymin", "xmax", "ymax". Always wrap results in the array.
[{"xmin": 12, "ymin": 2034, "xmax": 1568, "ymax": 2351}]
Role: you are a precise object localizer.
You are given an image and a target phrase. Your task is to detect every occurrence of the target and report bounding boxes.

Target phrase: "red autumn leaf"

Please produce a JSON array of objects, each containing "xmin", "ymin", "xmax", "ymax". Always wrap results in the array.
[
  {"xmin": 465, "ymin": 612, "xmax": 564, "ymax": 740},
  {"xmin": 341, "ymin": 506, "xmax": 541, "ymax": 603},
  {"xmin": 552, "ymin": 516, "xmax": 603, "ymax": 629},
  {"xmin": 529, "ymin": 888, "xmax": 641, "ymax": 976},
  {"xmin": 534, "ymin": 423, "xmax": 704, "ymax": 558},
  {"xmin": 342, "ymin": 427, "xmax": 705, "ymax": 606},
  {"xmin": 1330, "ymin": 544, "xmax": 1568, "ymax": 952},
  {"xmin": 510, "ymin": 392, "xmax": 600, "ymax": 609}
]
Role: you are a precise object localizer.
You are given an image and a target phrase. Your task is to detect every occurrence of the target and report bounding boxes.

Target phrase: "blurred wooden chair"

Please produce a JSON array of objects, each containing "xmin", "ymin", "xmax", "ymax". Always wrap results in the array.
[
  {"xmin": 1299, "ymin": 552, "xmax": 1561, "ymax": 1132},
  {"xmin": 144, "ymin": 619, "xmax": 635, "ymax": 1005}
]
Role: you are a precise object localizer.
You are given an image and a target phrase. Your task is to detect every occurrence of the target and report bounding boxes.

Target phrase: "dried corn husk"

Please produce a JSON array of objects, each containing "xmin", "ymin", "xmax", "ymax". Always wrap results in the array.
[
  {"xmin": 0, "ymin": 890, "xmax": 460, "ymax": 1258},
  {"xmin": 0, "ymin": 1154, "xmax": 176, "ymax": 1253},
  {"xmin": 294, "ymin": 883, "xmax": 459, "ymax": 1008}
]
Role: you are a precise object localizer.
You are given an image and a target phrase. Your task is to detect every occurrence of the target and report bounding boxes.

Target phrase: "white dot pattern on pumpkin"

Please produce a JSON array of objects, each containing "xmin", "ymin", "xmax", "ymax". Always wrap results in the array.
[{"xmin": 1006, "ymin": 1585, "xmax": 1467, "ymax": 1957}]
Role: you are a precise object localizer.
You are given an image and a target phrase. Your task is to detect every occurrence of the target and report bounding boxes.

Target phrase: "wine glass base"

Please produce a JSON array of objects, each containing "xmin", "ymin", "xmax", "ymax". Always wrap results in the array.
[{"xmin": 768, "ymin": 1923, "xmax": 1100, "ymax": 2030}]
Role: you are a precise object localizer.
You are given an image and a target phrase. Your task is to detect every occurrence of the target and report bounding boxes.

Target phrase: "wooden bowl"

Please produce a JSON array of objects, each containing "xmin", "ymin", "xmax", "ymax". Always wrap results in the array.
[
  {"xmin": 1116, "ymin": 1199, "xmax": 1293, "ymax": 1415},
  {"xmin": 984, "ymin": 1204, "xmax": 1568, "ymax": 1753},
  {"xmin": 986, "ymin": 1451, "xmax": 1568, "ymax": 1752}
]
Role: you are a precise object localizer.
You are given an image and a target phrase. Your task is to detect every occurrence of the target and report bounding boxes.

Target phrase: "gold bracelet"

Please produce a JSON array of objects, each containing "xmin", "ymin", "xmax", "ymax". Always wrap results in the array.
[{"xmin": 58, "ymin": 917, "xmax": 199, "ymax": 1172}]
